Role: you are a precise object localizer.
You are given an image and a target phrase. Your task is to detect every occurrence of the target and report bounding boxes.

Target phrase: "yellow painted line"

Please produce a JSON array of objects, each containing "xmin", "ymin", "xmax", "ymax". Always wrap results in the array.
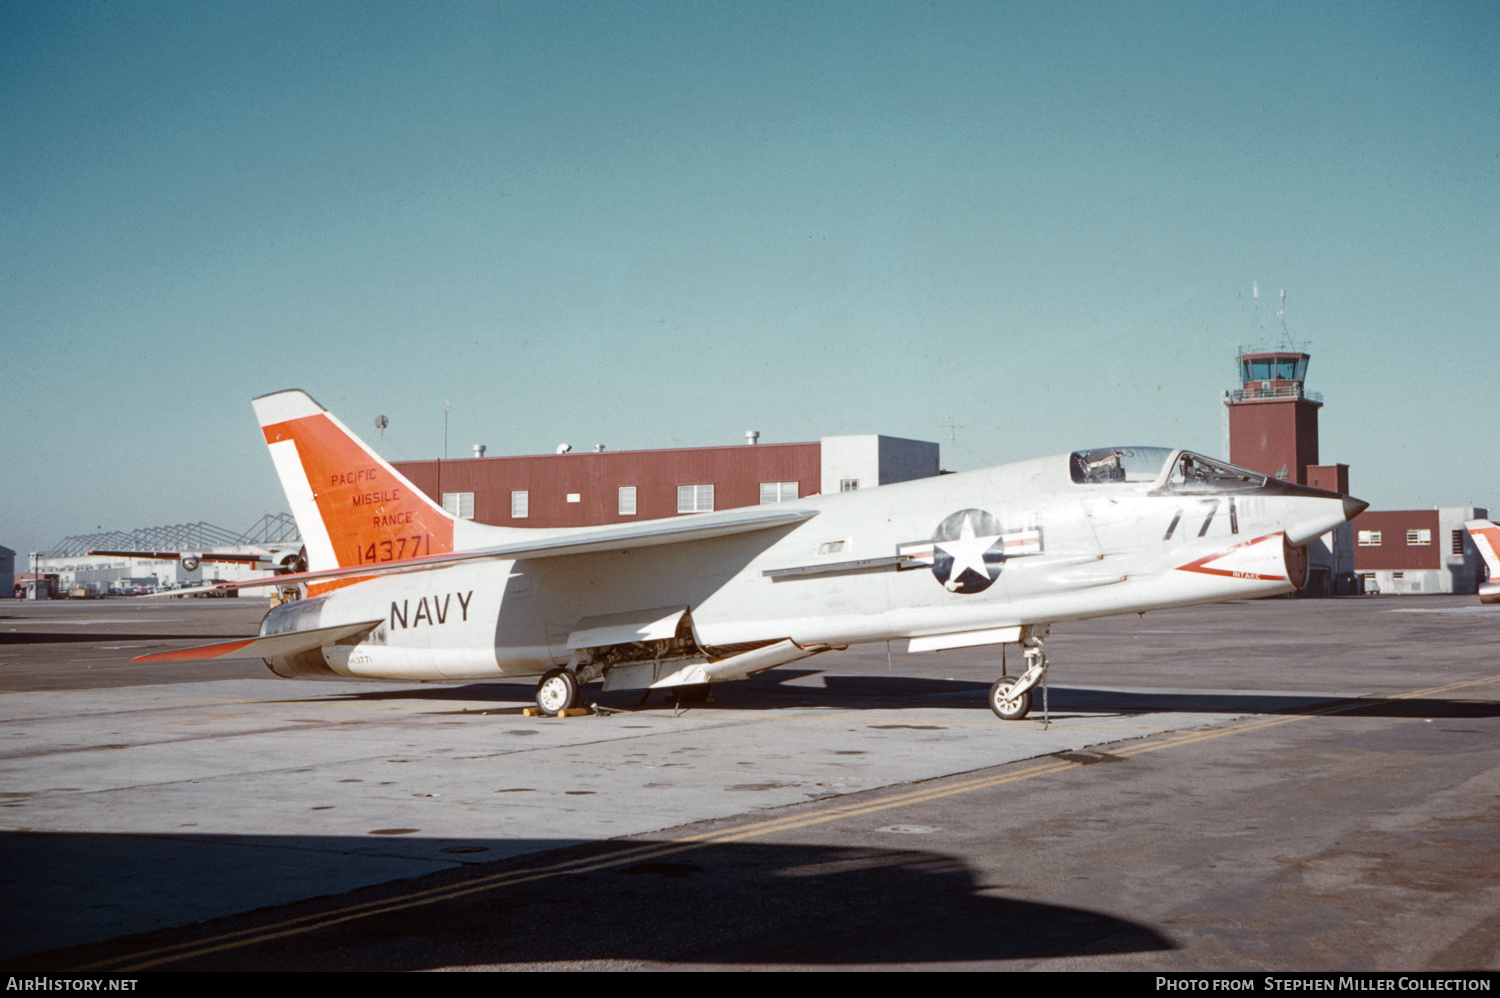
[
  {"xmin": 72, "ymin": 672, "xmax": 1500, "ymax": 971},
  {"xmin": 91, "ymin": 759, "xmax": 1088, "ymax": 972}
]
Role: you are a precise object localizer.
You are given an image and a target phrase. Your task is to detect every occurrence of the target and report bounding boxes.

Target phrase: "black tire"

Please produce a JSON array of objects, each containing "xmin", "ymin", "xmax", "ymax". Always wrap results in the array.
[
  {"xmin": 535, "ymin": 668, "xmax": 580, "ymax": 715},
  {"xmin": 989, "ymin": 675, "xmax": 1032, "ymax": 721}
]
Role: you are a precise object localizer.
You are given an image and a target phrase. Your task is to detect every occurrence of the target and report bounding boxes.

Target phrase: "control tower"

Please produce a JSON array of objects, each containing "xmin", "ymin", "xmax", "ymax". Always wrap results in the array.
[
  {"xmin": 1223, "ymin": 345, "xmax": 1352, "ymax": 593},
  {"xmin": 1225, "ymin": 344, "xmax": 1349, "ymax": 492},
  {"xmin": 1224, "ymin": 349, "xmax": 1327, "ymax": 486}
]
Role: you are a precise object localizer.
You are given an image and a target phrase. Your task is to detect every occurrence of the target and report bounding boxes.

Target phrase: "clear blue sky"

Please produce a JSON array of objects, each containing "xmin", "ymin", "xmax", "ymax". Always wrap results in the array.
[{"xmin": 3, "ymin": 1, "xmax": 1496, "ymax": 553}]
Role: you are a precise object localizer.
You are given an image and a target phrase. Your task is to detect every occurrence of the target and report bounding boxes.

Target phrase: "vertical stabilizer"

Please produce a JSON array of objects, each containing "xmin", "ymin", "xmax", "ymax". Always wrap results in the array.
[
  {"xmin": 253, "ymin": 390, "xmax": 456, "ymax": 573},
  {"xmin": 1466, "ymin": 519, "xmax": 1500, "ymax": 602},
  {"xmin": 1464, "ymin": 522, "xmax": 1500, "ymax": 600}
]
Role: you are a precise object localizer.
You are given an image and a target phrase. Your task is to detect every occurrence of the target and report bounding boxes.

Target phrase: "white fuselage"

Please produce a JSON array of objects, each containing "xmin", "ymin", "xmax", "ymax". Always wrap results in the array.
[{"xmin": 261, "ymin": 450, "xmax": 1355, "ymax": 682}]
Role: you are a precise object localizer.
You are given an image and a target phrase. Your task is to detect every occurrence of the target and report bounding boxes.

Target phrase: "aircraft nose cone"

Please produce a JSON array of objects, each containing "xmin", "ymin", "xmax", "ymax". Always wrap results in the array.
[{"xmin": 1343, "ymin": 495, "xmax": 1369, "ymax": 521}]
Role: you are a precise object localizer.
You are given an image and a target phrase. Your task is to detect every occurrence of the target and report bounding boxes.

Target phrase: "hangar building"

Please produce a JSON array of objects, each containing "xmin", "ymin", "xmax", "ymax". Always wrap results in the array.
[{"xmin": 31, "ymin": 515, "xmax": 302, "ymax": 596}]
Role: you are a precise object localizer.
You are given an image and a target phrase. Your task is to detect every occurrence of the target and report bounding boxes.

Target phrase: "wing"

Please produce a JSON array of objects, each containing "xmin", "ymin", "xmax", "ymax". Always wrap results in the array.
[{"xmin": 165, "ymin": 505, "xmax": 819, "ymax": 593}]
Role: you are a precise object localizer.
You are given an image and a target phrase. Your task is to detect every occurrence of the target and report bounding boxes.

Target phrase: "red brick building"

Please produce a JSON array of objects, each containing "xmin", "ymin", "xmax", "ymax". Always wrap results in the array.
[
  {"xmin": 392, "ymin": 434, "xmax": 940, "ymax": 530},
  {"xmin": 1350, "ymin": 508, "xmax": 1488, "ymax": 595}
]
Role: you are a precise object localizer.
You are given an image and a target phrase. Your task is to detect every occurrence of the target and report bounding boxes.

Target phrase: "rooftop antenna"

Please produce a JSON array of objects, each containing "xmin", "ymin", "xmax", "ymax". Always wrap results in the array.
[
  {"xmin": 1273, "ymin": 289, "xmax": 1310, "ymax": 353},
  {"xmin": 1251, "ymin": 281, "xmax": 1261, "ymax": 344},
  {"xmin": 443, "ymin": 401, "xmax": 451, "ymax": 460}
]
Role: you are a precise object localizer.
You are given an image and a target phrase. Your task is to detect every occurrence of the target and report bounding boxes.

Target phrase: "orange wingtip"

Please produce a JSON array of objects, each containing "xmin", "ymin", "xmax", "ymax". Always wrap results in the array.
[{"xmin": 132, "ymin": 639, "xmax": 256, "ymax": 663}]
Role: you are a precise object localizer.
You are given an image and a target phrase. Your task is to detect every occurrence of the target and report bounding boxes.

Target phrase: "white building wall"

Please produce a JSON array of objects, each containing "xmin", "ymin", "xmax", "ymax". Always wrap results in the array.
[
  {"xmin": 820, "ymin": 435, "xmax": 940, "ymax": 496},
  {"xmin": 1304, "ymin": 523, "xmax": 1355, "ymax": 593},
  {"xmin": 1440, "ymin": 506, "xmax": 1488, "ymax": 594},
  {"xmin": 1363, "ymin": 570, "xmax": 1443, "ymax": 596}
]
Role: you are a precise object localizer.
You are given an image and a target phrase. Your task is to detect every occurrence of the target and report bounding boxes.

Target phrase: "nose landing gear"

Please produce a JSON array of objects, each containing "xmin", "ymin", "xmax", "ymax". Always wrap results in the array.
[{"xmin": 989, "ymin": 626, "xmax": 1049, "ymax": 721}]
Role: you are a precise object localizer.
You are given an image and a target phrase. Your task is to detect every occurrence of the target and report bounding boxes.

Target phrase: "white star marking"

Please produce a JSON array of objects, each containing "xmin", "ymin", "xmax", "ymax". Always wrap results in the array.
[{"xmin": 935, "ymin": 514, "xmax": 1002, "ymax": 591}]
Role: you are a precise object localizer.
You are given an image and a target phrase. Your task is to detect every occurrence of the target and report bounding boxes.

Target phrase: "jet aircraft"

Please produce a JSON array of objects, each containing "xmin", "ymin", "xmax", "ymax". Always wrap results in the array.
[
  {"xmin": 137, "ymin": 390, "xmax": 1367, "ymax": 720},
  {"xmin": 1465, "ymin": 519, "xmax": 1500, "ymax": 604}
]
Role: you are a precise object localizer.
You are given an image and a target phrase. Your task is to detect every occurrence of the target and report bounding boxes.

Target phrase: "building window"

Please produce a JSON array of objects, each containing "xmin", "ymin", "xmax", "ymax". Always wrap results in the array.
[
  {"xmin": 840, "ymin": 479, "xmax": 860, "ymax": 492},
  {"xmin": 1453, "ymin": 530, "xmax": 1466, "ymax": 555},
  {"xmin": 759, "ymin": 482, "xmax": 799, "ymax": 504},
  {"xmin": 566, "ymin": 493, "xmax": 581, "ymax": 503},
  {"xmin": 677, "ymin": 484, "xmax": 713, "ymax": 513},
  {"xmin": 1406, "ymin": 529, "xmax": 1431, "ymax": 546},
  {"xmin": 618, "ymin": 486, "xmax": 637, "ymax": 516},
  {"xmin": 1358, "ymin": 530, "xmax": 1382, "ymax": 546},
  {"xmin": 442, "ymin": 492, "xmax": 475, "ymax": 519},
  {"xmin": 511, "ymin": 490, "xmax": 529, "ymax": 519}
]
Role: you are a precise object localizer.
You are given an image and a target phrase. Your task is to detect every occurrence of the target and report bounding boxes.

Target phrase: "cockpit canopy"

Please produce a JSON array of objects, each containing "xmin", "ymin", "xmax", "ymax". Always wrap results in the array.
[
  {"xmin": 1070, "ymin": 447, "xmax": 1270, "ymax": 494},
  {"xmin": 1070, "ymin": 447, "xmax": 1175, "ymax": 484}
]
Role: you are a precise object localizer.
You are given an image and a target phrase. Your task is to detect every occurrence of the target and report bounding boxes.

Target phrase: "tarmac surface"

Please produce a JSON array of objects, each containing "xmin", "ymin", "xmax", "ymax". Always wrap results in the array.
[{"xmin": 1, "ymin": 594, "xmax": 1497, "ymax": 971}]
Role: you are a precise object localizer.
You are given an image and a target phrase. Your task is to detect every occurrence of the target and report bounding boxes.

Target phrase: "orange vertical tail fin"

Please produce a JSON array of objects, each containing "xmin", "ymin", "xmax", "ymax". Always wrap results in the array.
[
  {"xmin": 1466, "ymin": 519, "xmax": 1500, "ymax": 602},
  {"xmin": 253, "ymin": 390, "xmax": 455, "ymax": 575}
]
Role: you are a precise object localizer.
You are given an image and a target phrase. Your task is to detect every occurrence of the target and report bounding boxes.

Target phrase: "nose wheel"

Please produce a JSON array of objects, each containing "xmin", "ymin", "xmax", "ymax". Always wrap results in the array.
[
  {"xmin": 989, "ymin": 675, "xmax": 1033, "ymax": 720},
  {"xmin": 535, "ymin": 668, "xmax": 580, "ymax": 715},
  {"xmin": 990, "ymin": 627, "xmax": 1049, "ymax": 721}
]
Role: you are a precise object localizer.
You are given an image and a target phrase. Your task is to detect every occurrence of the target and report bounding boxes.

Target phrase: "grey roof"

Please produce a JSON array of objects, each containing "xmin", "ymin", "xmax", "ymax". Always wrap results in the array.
[{"xmin": 39, "ymin": 513, "xmax": 300, "ymax": 557}]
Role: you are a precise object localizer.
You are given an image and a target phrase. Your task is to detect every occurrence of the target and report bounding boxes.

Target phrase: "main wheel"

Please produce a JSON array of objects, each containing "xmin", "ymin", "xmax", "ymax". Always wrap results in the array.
[
  {"xmin": 535, "ymin": 668, "xmax": 580, "ymax": 715},
  {"xmin": 989, "ymin": 675, "xmax": 1032, "ymax": 721}
]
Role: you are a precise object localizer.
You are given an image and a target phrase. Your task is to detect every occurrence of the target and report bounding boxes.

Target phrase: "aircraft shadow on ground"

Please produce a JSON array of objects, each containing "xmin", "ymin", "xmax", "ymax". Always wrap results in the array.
[
  {"xmin": 0, "ymin": 631, "xmax": 253, "ymax": 645},
  {"xmin": 1, "ymin": 831, "xmax": 1172, "ymax": 970},
  {"xmin": 288, "ymin": 673, "xmax": 1500, "ymax": 721}
]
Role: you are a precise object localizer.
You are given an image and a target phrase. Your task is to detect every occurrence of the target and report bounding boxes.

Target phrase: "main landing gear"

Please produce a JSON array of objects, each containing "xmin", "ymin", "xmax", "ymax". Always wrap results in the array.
[
  {"xmin": 989, "ymin": 626, "xmax": 1050, "ymax": 721},
  {"xmin": 535, "ymin": 668, "xmax": 580, "ymax": 715},
  {"xmin": 534, "ymin": 655, "xmax": 609, "ymax": 716}
]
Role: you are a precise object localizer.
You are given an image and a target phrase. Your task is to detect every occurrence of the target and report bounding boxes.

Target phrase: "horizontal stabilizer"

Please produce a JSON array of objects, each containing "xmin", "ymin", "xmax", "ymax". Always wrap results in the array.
[{"xmin": 131, "ymin": 619, "xmax": 385, "ymax": 663}]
